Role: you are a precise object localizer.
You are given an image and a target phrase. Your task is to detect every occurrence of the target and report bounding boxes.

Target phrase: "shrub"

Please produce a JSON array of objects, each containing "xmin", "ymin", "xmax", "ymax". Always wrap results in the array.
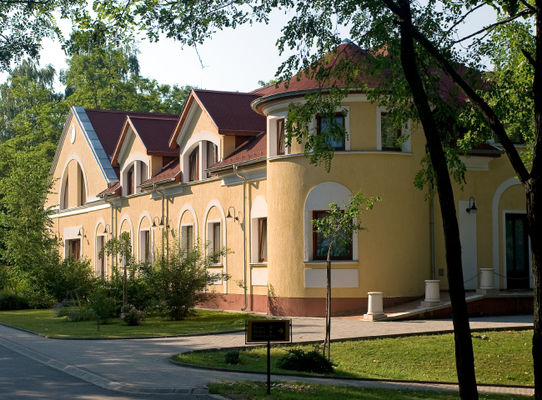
[
  {"xmin": 150, "ymin": 242, "xmax": 227, "ymax": 320},
  {"xmin": 40, "ymin": 257, "xmax": 95, "ymax": 303},
  {"xmin": 224, "ymin": 350, "xmax": 240, "ymax": 365},
  {"xmin": 0, "ymin": 291, "xmax": 29, "ymax": 310},
  {"xmin": 88, "ymin": 285, "xmax": 118, "ymax": 325},
  {"xmin": 64, "ymin": 305, "xmax": 96, "ymax": 322},
  {"xmin": 277, "ymin": 349, "xmax": 334, "ymax": 373},
  {"xmin": 120, "ymin": 304, "xmax": 144, "ymax": 326}
]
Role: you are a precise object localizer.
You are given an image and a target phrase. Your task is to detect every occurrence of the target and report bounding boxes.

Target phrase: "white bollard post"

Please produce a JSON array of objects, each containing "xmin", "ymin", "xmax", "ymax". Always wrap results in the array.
[
  {"xmin": 423, "ymin": 280, "xmax": 440, "ymax": 306},
  {"xmin": 363, "ymin": 291, "xmax": 385, "ymax": 321},
  {"xmin": 479, "ymin": 268, "xmax": 494, "ymax": 290}
]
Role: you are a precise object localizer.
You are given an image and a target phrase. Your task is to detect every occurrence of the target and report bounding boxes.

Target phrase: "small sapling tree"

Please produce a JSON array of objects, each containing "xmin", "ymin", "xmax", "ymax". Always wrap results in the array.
[{"xmin": 312, "ymin": 192, "xmax": 379, "ymax": 360}]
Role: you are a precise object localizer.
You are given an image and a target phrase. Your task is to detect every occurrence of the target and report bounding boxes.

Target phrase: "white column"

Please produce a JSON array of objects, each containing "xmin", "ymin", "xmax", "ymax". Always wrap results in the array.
[
  {"xmin": 363, "ymin": 291, "xmax": 385, "ymax": 321},
  {"xmin": 134, "ymin": 161, "xmax": 141, "ymax": 193}
]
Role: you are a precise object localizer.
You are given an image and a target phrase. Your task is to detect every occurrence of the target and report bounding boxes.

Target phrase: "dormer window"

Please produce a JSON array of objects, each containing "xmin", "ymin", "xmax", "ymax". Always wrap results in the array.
[
  {"xmin": 206, "ymin": 141, "xmax": 218, "ymax": 169},
  {"xmin": 122, "ymin": 160, "xmax": 148, "ymax": 196},
  {"xmin": 189, "ymin": 147, "xmax": 199, "ymax": 182}
]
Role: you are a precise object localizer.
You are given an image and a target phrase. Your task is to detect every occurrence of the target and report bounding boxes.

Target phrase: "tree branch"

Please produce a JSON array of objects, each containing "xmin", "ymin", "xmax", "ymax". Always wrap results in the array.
[
  {"xmin": 453, "ymin": 9, "xmax": 534, "ymax": 44},
  {"xmin": 519, "ymin": 0, "xmax": 535, "ymax": 13},
  {"xmin": 522, "ymin": 48, "xmax": 536, "ymax": 68},
  {"xmin": 445, "ymin": 3, "xmax": 486, "ymax": 35}
]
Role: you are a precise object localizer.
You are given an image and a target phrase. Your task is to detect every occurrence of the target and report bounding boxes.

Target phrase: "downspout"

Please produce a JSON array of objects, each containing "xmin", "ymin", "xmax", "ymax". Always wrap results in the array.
[
  {"xmin": 103, "ymin": 194, "xmax": 117, "ymax": 270},
  {"xmin": 154, "ymin": 184, "xmax": 166, "ymax": 259},
  {"xmin": 233, "ymin": 164, "xmax": 249, "ymax": 311}
]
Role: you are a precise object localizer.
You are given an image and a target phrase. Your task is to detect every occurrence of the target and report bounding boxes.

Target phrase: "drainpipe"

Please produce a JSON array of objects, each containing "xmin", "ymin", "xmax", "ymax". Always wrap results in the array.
[
  {"xmin": 103, "ymin": 194, "xmax": 117, "ymax": 270},
  {"xmin": 233, "ymin": 164, "xmax": 248, "ymax": 311},
  {"xmin": 154, "ymin": 184, "xmax": 166, "ymax": 259}
]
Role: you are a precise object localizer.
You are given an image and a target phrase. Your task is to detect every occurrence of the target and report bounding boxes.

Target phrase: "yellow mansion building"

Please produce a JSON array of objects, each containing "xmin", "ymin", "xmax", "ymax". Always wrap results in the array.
[{"xmin": 46, "ymin": 44, "xmax": 529, "ymax": 316}]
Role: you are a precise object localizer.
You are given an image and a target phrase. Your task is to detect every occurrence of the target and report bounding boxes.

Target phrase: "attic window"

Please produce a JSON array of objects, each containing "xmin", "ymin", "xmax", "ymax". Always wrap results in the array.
[{"xmin": 189, "ymin": 147, "xmax": 199, "ymax": 181}]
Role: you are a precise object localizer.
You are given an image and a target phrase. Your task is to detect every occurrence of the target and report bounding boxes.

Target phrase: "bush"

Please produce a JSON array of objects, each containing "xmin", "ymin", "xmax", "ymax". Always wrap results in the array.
[
  {"xmin": 120, "ymin": 304, "xmax": 144, "ymax": 326},
  {"xmin": 277, "ymin": 349, "xmax": 334, "ymax": 373},
  {"xmin": 64, "ymin": 305, "xmax": 96, "ymax": 322},
  {"xmin": 0, "ymin": 291, "xmax": 29, "ymax": 310},
  {"xmin": 150, "ymin": 243, "xmax": 227, "ymax": 320},
  {"xmin": 40, "ymin": 257, "xmax": 95, "ymax": 302},
  {"xmin": 88, "ymin": 285, "xmax": 118, "ymax": 325},
  {"xmin": 224, "ymin": 350, "xmax": 240, "ymax": 365}
]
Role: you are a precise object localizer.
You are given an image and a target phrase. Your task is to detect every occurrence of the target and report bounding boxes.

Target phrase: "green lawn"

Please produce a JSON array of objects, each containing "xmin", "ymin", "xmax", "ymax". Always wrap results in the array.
[
  {"xmin": 208, "ymin": 381, "xmax": 531, "ymax": 400},
  {"xmin": 0, "ymin": 308, "xmax": 266, "ymax": 338},
  {"xmin": 176, "ymin": 330, "xmax": 534, "ymax": 386}
]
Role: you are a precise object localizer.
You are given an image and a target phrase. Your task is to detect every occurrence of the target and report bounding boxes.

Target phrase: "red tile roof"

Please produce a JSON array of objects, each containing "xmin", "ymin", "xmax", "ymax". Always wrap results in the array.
[
  {"xmin": 85, "ymin": 109, "xmax": 178, "ymax": 158},
  {"xmin": 209, "ymin": 131, "xmax": 266, "ymax": 171},
  {"xmin": 251, "ymin": 41, "xmax": 478, "ymax": 112},
  {"xmin": 97, "ymin": 181, "xmax": 121, "ymax": 197},
  {"xmin": 140, "ymin": 158, "xmax": 181, "ymax": 187},
  {"xmin": 169, "ymin": 90, "xmax": 266, "ymax": 148},
  {"xmin": 128, "ymin": 115, "xmax": 179, "ymax": 156}
]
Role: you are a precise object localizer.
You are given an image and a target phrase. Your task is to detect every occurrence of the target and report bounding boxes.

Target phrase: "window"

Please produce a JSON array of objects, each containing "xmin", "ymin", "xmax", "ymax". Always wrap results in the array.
[
  {"xmin": 317, "ymin": 113, "xmax": 346, "ymax": 150},
  {"xmin": 312, "ymin": 210, "xmax": 353, "ymax": 260},
  {"xmin": 206, "ymin": 141, "xmax": 218, "ymax": 168},
  {"xmin": 139, "ymin": 161, "xmax": 148, "ymax": 183},
  {"xmin": 140, "ymin": 230, "xmax": 151, "ymax": 263},
  {"xmin": 96, "ymin": 235, "xmax": 105, "ymax": 277},
  {"xmin": 61, "ymin": 176, "xmax": 69, "ymax": 209},
  {"xmin": 126, "ymin": 165, "xmax": 134, "ymax": 195},
  {"xmin": 67, "ymin": 239, "xmax": 81, "ymax": 260},
  {"xmin": 78, "ymin": 167, "xmax": 86, "ymax": 206},
  {"xmin": 208, "ymin": 222, "xmax": 221, "ymax": 263},
  {"xmin": 277, "ymin": 119, "xmax": 285, "ymax": 155},
  {"xmin": 257, "ymin": 218, "xmax": 267, "ymax": 262},
  {"xmin": 380, "ymin": 112, "xmax": 402, "ymax": 151},
  {"xmin": 189, "ymin": 147, "xmax": 199, "ymax": 181},
  {"xmin": 181, "ymin": 225, "xmax": 194, "ymax": 253}
]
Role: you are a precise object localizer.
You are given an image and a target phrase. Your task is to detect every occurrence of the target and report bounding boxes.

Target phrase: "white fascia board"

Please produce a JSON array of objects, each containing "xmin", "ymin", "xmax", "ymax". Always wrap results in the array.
[{"xmin": 72, "ymin": 106, "xmax": 118, "ymax": 183}]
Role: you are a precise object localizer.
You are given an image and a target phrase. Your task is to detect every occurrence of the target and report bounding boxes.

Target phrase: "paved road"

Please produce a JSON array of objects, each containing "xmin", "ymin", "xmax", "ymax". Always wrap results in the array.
[
  {"xmin": 0, "ymin": 344, "xmax": 214, "ymax": 400},
  {"xmin": 0, "ymin": 314, "xmax": 534, "ymax": 397}
]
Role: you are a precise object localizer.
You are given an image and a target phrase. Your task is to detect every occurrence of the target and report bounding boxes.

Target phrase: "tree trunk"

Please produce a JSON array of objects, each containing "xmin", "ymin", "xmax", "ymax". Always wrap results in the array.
[
  {"xmin": 397, "ymin": 2, "xmax": 478, "ymax": 398},
  {"xmin": 324, "ymin": 247, "xmax": 332, "ymax": 360},
  {"xmin": 531, "ymin": 3, "xmax": 542, "ymax": 396}
]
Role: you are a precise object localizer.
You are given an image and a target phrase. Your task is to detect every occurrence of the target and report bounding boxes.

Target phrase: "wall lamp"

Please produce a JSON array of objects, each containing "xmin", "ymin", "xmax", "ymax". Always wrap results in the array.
[
  {"xmin": 77, "ymin": 227, "xmax": 85, "ymax": 238},
  {"xmin": 466, "ymin": 196, "xmax": 478, "ymax": 215},
  {"xmin": 103, "ymin": 224, "xmax": 111, "ymax": 234},
  {"xmin": 226, "ymin": 206, "xmax": 241, "ymax": 222},
  {"xmin": 152, "ymin": 216, "xmax": 164, "ymax": 228}
]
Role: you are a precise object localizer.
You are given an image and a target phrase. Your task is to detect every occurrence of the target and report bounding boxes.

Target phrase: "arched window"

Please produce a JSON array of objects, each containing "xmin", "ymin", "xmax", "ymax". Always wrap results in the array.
[
  {"xmin": 304, "ymin": 182, "xmax": 358, "ymax": 262},
  {"xmin": 61, "ymin": 176, "xmax": 69, "ymax": 210},
  {"xmin": 189, "ymin": 147, "xmax": 199, "ymax": 182},
  {"xmin": 122, "ymin": 160, "xmax": 148, "ymax": 196},
  {"xmin": 78, "ymin": 164, "xmax": 86, "ymax": 206}
]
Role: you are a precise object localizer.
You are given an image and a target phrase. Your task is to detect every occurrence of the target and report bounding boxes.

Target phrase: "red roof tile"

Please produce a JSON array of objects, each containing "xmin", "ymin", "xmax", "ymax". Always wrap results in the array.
[
  {"xmin": 140, "ymin": 158, "xmax": 181, "ymax": 187},
  {"xmin": 209, "ymin": 131, "xmax": 266, "ymax": 170},
  {"xmin": 194, "ymin": 89, "xmax": 266, "ymax": 136},
  {"xmin": 97, "ymin": 181, "xmax": 121, "ymax": 197},
  {"xmin": 85, "ymin": 109, "xmax": 178, "ymax": 158},
  {"xmin": 128, "ymin": 115, "xmax": 179, "ymax": 156}
]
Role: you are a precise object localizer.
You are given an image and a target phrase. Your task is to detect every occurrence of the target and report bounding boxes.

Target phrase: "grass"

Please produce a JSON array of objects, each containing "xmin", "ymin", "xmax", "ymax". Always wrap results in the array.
[
  {"xmin": 208, "ymin": 381, "xmax": 532, "ymax": 400},
  {"xmin": 175, "ymin": 330, "xmax": 534, "ymax": 386},
  {"xmin": 0, "ymin": 308, "xmax": 266, "ymax": 338}
]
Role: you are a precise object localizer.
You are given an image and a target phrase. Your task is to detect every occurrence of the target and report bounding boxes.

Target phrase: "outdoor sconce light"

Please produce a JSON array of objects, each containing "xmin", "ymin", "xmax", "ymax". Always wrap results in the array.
[
  {"xmin": 103, "ymin": 224, "xmax": 111, "ymax": 234},
  {"xmin": 77, "ymin": 227, "xmax": 85, "ymax": 238},
  {"xmin": 152, "ymin": 216, "xmax": 164, "ymax": 228},
  {"xmin": 466, "ymin": 196, "xmax": 477, "ymax": 215},
  {"xmin": 226, "ymin": 206, "xmax": 240, "ymax": 222}
]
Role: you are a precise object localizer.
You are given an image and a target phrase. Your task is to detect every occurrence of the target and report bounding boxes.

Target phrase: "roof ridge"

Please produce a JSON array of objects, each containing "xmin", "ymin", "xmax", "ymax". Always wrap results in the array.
[
  {"xmin": 194, "ymin": 88, "xmax": 261, "ymax": 97},
  {"xmin": 128, "ymin": 115, "xmax": 179, "ymax": 121},
  {"xmin": 85, "ymin": 108, "xmax": 178, "ymax": 117}
]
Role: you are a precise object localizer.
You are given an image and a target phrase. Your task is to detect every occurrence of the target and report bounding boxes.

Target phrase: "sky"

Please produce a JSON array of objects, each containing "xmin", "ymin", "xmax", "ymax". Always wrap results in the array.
[{"xmin": 0, "ymin": 5, "xmax": 497, "ymax": 93}]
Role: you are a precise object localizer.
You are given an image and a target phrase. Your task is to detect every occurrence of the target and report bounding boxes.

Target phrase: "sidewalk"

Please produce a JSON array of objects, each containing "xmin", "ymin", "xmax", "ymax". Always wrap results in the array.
[{"xmin": 0, "ymin": 314, "xmax": 534, "ymax": 397}]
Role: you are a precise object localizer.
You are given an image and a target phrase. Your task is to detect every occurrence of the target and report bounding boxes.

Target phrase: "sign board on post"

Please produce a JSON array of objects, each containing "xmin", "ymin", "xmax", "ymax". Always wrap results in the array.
[
  {"xmin": 246, "ymin": 319, "xmax": 291, "ymax": 343},
  {"xmin": 245, "ymin": 319, "xmax": 292, "ymax": 395}
]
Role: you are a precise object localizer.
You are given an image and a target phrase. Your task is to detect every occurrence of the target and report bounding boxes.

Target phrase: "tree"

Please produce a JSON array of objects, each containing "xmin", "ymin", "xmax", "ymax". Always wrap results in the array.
[
  {"xmin": 0, "ymin": 0, "xmax": 84, "ymax": 71},
  {"xmin": 312, "ymin": 192, "xmax": 378, "ymax": 360}
]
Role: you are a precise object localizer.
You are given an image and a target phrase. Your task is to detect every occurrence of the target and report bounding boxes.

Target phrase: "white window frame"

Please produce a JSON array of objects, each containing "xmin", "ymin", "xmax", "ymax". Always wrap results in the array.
[
  {"xmin": 376, "ymin": 107, "xmax": 411, "ymax": 152},
  {"xmin": 206, "ymin": 220, "xmax": 222, "ymax": 265}
]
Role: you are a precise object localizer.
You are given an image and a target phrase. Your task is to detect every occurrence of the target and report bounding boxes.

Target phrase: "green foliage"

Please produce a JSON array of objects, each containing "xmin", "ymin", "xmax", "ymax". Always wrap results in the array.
[
  {"xmin": 151, "ymin": 242, "xmax": 227, "ymax": 321},
  {"xmin": 277, "ymin": 348, "xmax": 335, "ymax": 373},
  {"xmin": 88, "ymin": 284, "xmax": 119, "ymax": 324},
  {"xmin": 0, "ymin": 0, "xmax": 85, "ymax": 71},
  {"xmin": 39, "ymin": 257, "xmax": 95, "ymax": 303},
  {"xmin": 0, "ymin": 291, "xmax": 29, "ymax": 310},
  {"xmin": 62, "ymin": 305, "xmax": 96, "ymax": 322},
  {"xmin": 120, "ymin": 304, "xmax": 144, "ymax": 326},
  {"xmin": 225, "ymin": 350, "xmax": 240, "ymax": 365},
  {"xmin": 312, "ymin": 192, "xmax": 379, "ymax": 260}
]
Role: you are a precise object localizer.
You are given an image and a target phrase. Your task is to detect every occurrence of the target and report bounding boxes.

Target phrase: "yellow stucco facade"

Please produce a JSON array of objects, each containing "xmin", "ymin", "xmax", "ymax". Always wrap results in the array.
[{"xmin": 45, "ymin": 88, "xmax": 528, "ymax": 317}]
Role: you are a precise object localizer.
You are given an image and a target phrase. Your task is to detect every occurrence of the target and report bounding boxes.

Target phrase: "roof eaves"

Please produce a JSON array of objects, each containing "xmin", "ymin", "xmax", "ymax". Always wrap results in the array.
[{"xmin": 207, "ymin": 156, "xmax": 267, "ymax": 173}]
